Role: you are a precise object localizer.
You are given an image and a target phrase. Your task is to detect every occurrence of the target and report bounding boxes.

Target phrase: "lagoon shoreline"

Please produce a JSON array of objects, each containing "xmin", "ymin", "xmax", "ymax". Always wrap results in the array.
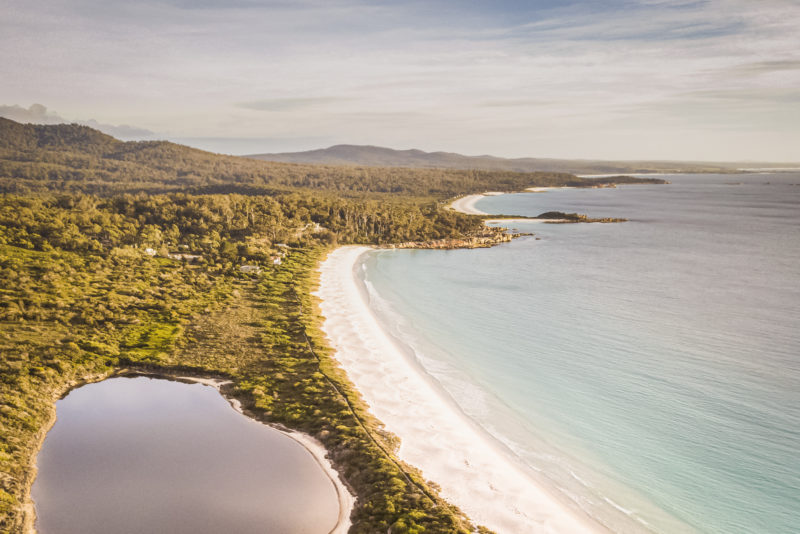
[
  {"xmin": 316, "ymin": 245, "xmax": 604, "ymax": 533},
  {"xmin": 175, "ymin": 375, "xmax": 355, "ymax": 534}
]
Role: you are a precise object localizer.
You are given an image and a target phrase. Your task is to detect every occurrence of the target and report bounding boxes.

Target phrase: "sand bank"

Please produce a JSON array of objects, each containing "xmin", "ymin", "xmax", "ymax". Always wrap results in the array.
[
  {"xmin": 449, "ymin": 190, "xmax": 567, "ymax": 216},
  {"xmin": 448, "ymin": 192, "xmax": 567, "ymax": 225},
  {"xmin": 316, "ymin": 246, "xmax": 599, "ymax": 533},
  {"xmin": 447, "ymin": 192, "xmax": 505, "ymax": 215},
  {"xmin": 526, "ymin": 186, "xmax": 575, "ymax": 192}
]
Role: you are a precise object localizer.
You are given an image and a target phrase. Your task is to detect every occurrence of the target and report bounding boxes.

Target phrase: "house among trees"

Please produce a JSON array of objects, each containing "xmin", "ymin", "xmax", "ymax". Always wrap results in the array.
[{"xmin": 167, "ymin": 252, "xmax": 203, "ymax": 262}]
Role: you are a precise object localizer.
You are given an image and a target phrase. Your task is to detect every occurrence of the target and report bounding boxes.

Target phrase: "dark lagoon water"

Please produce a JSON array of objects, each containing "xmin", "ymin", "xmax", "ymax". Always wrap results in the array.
[
  {"xmin": 31, "ymin": 377, "xmax": 340, "ymax": 534},
  {"xmin": 361, "ymin": 173, "xmax": 800, "ymax": 534}
]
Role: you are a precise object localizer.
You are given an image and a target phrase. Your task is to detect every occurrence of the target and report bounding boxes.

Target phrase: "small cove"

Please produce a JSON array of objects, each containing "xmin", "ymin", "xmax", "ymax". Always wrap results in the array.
[{"xmin": 31, "ymin": 376, "xmax": 343, "ymax": 534}]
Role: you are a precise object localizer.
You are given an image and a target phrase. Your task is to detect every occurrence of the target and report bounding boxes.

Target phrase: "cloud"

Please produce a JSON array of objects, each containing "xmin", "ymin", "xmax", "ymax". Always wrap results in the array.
[
  {"xmin": 684, "ymin": 88, "xmax": 800, "ymax": 104},
  {"xmin": 722, "ymin": 60, "xmax": 800, "ymax": 75},
  {"xmin": 0, "ymin": 104, "xmax": 155, "ymax": 139},
  {"xmin": 236, "ymin": 97, "xmax": 349, "ymax": 112},
  {"xmin": 0, "ymin": 103, "xmax": 66, "ymax": 124},
  {"xmin": 480, "ymin": 99, "xmax": 555, "ymax": 108}
]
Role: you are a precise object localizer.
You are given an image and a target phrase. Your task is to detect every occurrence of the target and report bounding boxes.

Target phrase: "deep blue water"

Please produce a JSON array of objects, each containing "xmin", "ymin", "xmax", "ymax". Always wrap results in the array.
[{"xmin": 361, "ymin": 174, "xmax": 800, "ymax": 534}]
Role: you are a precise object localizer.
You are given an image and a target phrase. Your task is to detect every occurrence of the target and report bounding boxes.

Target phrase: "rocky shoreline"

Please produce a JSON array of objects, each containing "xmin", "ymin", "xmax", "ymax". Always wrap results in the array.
[
  {"xmin": 387, "ymin": 204, "xmax": 630, "ymax": 251},
  {"xmin": 386, "ymin": 227, "xmax": 529, "ymax": 250},
  {"xmin": 534, "ymin": 211, "xmax": 627, "ymax": 223}
]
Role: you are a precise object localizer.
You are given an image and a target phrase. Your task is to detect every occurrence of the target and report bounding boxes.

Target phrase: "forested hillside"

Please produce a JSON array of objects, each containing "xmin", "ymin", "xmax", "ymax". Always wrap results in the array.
[
  {"xmin": 248, "ymin": 143, "xmax": 762, "ymax": 174},
  {"xmin": 0, "ymin": 118, "xmax": 664, "ymax": 197}
]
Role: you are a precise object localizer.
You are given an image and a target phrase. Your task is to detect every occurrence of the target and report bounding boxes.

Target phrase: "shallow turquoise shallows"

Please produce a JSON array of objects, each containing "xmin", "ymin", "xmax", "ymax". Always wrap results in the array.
[{"xmin": 360, "ymin": 173, "xmax": 800, "ymax": 534}]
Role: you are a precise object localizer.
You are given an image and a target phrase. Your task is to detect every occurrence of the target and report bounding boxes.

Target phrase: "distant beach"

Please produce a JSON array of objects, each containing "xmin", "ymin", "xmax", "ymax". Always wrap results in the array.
[
  {"xmin": 525, "ymin": 186, "xmax": 574, "ymax": 192},
  {"xmin": 316, "ymin": 246, "xmax": 600, "ymax": 533},
  {"xmin": 448, "ymin": 189, "xmax": 571, "ymax": 217},
  {"xmin": 447, "ymin": 192, "xmax": 506, "ymax": 215},
  {"xmin": 449, "ymin": 192, "xmax": 567, "ymax": 223}
]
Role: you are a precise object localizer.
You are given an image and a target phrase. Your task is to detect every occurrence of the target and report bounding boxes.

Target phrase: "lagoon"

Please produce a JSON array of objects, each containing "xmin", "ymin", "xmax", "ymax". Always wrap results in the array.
[{"xmin": 31, "ymin": 376, "xmax": 343, "ymax": 534}]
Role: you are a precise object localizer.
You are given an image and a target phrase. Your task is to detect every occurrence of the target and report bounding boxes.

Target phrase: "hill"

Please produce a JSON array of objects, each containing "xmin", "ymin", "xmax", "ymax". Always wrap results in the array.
[
  {"xmin": 248, "ymin": 144, "xmax": 798, "ymax": 175},
  {"xmin": 0, "ymin": 118, "xmax": 664, "ymax": 197}
]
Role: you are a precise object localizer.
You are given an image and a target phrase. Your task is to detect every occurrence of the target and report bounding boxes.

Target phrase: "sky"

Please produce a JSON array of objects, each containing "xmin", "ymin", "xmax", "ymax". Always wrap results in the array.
[{"xmin": 1, "ymin": 0, "xmax": 799, "ymax": 161}]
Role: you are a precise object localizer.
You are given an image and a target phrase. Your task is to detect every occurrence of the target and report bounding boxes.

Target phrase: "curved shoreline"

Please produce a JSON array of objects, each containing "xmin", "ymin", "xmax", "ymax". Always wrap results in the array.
[
  {"xmin": 177, "ymin": 376, "xmax": 355, "ymax": 534},
  {"xmin": 316, "ymin": 246, "xmax": 601, "ymax": 533},
  {"xmin": 447, "ymin": 193, "xmax": 490, "ymax": 214},
  {"xmin": 447, "ymin": 194, "xmax": 567, "ymax": 225},
  {"xmin": 447, "ymin": 189, "xmax": 563, "ymax": 216}
]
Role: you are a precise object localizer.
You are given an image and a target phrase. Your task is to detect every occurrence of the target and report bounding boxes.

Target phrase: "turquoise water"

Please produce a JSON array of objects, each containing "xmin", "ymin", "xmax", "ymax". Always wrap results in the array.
[{"xmin": 361, "ymin": 174, "xmax": 800, "ymax": 534}]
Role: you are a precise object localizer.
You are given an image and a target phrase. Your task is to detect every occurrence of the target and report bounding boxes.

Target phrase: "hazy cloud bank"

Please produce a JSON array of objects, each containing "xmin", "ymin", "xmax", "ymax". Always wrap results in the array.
[{"xmin": 0, "ymin": 104, "xmax": 155, "ymax": 139}]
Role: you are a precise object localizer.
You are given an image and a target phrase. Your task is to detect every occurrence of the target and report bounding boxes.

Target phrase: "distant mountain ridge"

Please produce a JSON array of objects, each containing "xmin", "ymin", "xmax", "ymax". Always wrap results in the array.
[
  {"xmin": 249, "ymin": 144, "xmax": 797, "ymax": 175},
  {"xmin": 2, "ymin": 118, "xmax": 665, "ymax": 197}
]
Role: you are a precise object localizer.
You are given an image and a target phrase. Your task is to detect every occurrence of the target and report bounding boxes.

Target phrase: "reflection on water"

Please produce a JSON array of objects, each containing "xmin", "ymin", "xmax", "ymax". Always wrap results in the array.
[{"xmin": 32, "ymin": 376, "xmax": 339, "ymax": 534}]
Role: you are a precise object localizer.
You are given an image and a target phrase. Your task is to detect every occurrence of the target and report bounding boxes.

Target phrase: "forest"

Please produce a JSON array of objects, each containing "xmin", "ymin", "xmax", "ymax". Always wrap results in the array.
[
  {"xmin": 0, "ymin": 117, "xmax": 664, "ymax": 197},
  {"xmin": 0, "ymin": 118, "xmax": 661, "ymax": 533}
]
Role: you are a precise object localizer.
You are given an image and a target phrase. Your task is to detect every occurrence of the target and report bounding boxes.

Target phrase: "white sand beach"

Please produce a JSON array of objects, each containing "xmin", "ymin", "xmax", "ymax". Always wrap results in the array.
[
  {"xmin": 315, "ymin": 246, "xmax": 600, "ymax": 534},
  {"xmin": 447, "ymin": 193, "xmax": 503, "ymax": 214},
  {"xmin": 526, "ymin": 186, "xmax": 576, "ymax": 192},
  {"xmin": 449, "ymin": 190, "xmax": 567, "ymax": 216}
]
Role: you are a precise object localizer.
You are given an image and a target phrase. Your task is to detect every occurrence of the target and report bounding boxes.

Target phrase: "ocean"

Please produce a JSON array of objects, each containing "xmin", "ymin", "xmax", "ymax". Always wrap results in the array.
[{"xmin": 358, "ymin": 173, "xmax": 800, "ymax": 534}]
